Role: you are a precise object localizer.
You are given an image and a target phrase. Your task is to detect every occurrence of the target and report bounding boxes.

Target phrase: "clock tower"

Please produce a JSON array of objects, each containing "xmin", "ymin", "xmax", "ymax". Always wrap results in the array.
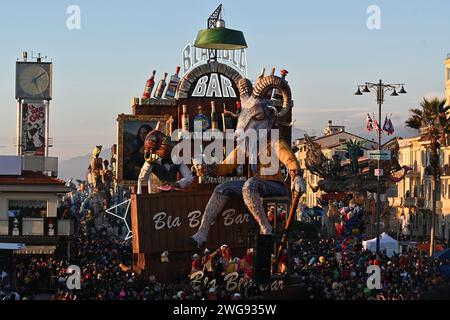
[{"xmin": 15, "ymin": 52, "xmax": 53, "ymax": 157}]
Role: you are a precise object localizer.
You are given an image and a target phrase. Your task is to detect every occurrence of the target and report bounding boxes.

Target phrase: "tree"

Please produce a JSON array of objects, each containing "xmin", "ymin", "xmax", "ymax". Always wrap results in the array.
[{"xmin": 405, "ymin": 97, "xmax": 450, "ymax": 256}]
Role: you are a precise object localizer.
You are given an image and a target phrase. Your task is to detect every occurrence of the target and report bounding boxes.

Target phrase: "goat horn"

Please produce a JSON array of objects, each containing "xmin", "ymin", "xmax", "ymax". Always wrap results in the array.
[
  {"xmin": 253, "ymin": 75, "xmax": 293, "ymax": 118},
  {"xmin": 237, "ymin": 78, "xmax": 253, "ymax": 98}
]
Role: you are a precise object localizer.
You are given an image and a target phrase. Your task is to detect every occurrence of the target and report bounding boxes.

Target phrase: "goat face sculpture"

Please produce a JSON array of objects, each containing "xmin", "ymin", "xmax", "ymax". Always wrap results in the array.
[{"xmin": 236, "ymin": 75, "xmax": 293, "ymax": 133}]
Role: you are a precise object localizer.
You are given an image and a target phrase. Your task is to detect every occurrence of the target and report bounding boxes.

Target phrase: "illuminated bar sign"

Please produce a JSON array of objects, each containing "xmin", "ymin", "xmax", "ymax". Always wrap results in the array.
[
  {"xmin": 182, "ymin": 42, "xmax": 247, "ymax": 76},
  {"xmin": 190, "ymin": 73, "xmax": 237, "ymax": 98}
]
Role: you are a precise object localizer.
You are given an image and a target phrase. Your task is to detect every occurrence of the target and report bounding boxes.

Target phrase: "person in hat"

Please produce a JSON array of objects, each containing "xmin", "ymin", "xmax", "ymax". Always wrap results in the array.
[
  {"xmin": 231, "ymin": 292, "xmax": 242, "ymax": 300},
  {"xmin": 219, "ymin": 245, "xmax": 232, "ymax": 275},
  {"xmin": 226, "ymin": 257, "xmax": 241, "ymax": 274},
  {"xmin": 212, "ymin": 245, "xmax": 231, "ymax": 283},
  {"xmin": 202, "ymin": 248, "xmax": 219, "ymax": 277},
  {"xmin": 191, "ymin": 254, "xmax": 202, "ymax": 274},
  {"xmin": 137, "ymin": 125, "xmax": 194, "ymax": 194},
  {"xmin": 240, "ymin": 248, "xmax": 254, "ymax": 278},
  {"xmin": 176, "ymin": 290, "xmax": 186, "ymax": 300},
  {"xmin": 207, "ymin": 287, "xmax": 217, "ymax": 300},
  {"xmin": 161, "ymin": 251, "xmax": 169, "ymax": 263}
]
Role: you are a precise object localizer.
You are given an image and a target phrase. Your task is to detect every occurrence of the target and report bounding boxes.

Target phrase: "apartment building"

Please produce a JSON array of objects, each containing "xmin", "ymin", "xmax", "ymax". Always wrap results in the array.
[{"xmin": 389, "ymin": 136, "xmax": 450, "ymax": 240}]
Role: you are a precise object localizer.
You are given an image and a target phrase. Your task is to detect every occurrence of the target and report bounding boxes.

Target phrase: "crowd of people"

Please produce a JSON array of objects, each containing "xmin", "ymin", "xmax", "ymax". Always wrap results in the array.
[
  {"xmin": 2, "ymin": 183, "xmax": 450, "ymax": 300},
  {"xmin": 291, "ymin": 238, "xmax": 450, "ymax": 300},
  {"xmin": 9, "ymin": 220, "xmax": 450, "ymax": 300}
]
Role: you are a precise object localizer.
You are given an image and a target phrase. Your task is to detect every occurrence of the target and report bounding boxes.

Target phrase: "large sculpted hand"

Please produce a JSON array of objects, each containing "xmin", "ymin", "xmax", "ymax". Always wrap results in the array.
[
  {"xmin": 291, "ymin": 172, "xmax": 306, "ymax": 194},
  {"xmin": 192, "ymin": 158, "xmax": 217, "ymax": 177}
]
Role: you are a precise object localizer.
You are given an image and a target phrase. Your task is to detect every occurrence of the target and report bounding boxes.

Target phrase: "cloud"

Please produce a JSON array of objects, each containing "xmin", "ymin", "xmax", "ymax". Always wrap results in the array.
[{"xmin": 294, "ymin": 107, "xmax": 363, "ymax": 114}]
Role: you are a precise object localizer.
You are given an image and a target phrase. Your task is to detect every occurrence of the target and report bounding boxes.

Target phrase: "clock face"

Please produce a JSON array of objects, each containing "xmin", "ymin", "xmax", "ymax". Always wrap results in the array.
[
  {"xmin": 19, "ymin": 65, "xmax": 49, "ymax": 96},
  {"xmin": 16, "ymin": 62, "xmax": 52, "ymax": 100}
]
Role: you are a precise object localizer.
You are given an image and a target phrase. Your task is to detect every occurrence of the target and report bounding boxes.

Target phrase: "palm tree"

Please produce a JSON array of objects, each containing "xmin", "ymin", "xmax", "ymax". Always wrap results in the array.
[{"xmin": 405, "ymin": 97, "xmax": 450, "ymax": 256}]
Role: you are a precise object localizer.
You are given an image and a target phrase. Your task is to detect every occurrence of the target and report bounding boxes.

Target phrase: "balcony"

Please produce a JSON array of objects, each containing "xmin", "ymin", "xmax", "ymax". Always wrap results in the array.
[
  {"xmin": 0, "ymin": 218, "xmax": 74, "ymax": 236},
  {"xmin": 405, "ymin": 169, "xmax": 420, "ymax": 178},
  {"xmin": 403, "ymin": 197, "xmax": 425, "ymax": 208},
  {"xmin": 21, "ymin": 156, "xmax": 58, "ymax": 176},
  {"xmin": 403, "ymin": 197, "xmax": 416, "ymax": 207}
]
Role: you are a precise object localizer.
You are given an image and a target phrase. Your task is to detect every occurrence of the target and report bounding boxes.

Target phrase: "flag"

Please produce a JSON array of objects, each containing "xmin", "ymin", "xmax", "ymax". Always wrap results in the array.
[
  {"xmin": 383, "ymin": 113, "xmax": 395, "ymax": 135},
  {"xmin": 387, "ymin": 115, "xmax": 395, "ymax": 135},
  {"xmin": 372, "ymin": 113, "xmax": 382, "ymax": 132},
  {"xmin": 366, "ymin": 113, "xmax": 373, "ymax": 132},
  {"xmin": 382, "ymin": 114, "xmax": 389, "ymax": 132}
]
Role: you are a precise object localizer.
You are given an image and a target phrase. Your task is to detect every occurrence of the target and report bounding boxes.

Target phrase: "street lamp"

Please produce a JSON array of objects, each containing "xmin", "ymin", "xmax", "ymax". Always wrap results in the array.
[{"xmin": 355, "ymin": 80, "xmax": 407, "ymax": 255}]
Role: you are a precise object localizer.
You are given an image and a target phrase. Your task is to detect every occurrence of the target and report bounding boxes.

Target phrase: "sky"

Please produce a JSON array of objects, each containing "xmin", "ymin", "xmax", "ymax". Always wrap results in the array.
[{"xmin": 0, "ymin": 0, "xmax": 449, "ymax": 160}]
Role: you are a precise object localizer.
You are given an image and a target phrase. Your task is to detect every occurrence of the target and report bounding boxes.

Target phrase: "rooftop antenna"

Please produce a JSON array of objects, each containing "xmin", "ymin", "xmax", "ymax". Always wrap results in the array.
[{"xmin": 31, "ymin": 51, "xmax": 49, "ymax": 62}]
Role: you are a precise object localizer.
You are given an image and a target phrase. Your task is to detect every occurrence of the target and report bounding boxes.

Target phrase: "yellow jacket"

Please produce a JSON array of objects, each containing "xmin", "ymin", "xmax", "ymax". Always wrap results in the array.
[{"xmin": 215, "ymin": 139, "xmax": 300, "ymax": 183}]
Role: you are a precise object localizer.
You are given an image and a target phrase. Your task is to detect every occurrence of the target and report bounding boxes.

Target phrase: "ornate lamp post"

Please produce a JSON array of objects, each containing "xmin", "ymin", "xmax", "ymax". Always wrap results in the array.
[{"xmin": 355, "ymin": 80, "xmax": 407, "ymax": 254}]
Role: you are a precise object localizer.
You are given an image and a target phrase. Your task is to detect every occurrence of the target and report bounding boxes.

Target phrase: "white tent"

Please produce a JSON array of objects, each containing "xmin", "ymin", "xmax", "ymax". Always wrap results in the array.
[{"xmin": 362, "ymin": 232, "xmax": 399, "ymax": 257}]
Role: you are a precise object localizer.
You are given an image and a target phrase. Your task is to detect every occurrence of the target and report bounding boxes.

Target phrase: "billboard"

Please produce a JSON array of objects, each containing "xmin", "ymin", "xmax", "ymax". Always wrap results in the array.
[
  {"xmin": 21, "ymin": 102, "xmax": 46, "ymax": 156},
  {"xmin": 116, "ymin": 114, "xmax": 170, "ymax": 186}
]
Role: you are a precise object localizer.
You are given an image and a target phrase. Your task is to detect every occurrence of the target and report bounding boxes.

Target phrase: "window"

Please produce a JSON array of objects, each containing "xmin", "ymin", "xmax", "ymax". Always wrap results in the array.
[
  {"xmin": 429, "ymin": 181, "xmax": 433, "ymax": 201},
  {"xmin": 442, "ymin": 182, "xmax": 446, "ymax": 199},
  {"xmin": 414, "ymin": 151, "xmax": 419, "ymax": 170},
  {"xmin": 447, "ymin": 68, "xmax": 450, "ymax": 81},
  {"xmin": 444, "ymin": 183, "xmax": 448, "ymax": 199},
  {"xmin": 437, "ymin": 182, "xmax": 442, "ymax": 201},
  {"xmin": 8, "ymin": 200, "xmax": 47, "ymax": 218}
]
